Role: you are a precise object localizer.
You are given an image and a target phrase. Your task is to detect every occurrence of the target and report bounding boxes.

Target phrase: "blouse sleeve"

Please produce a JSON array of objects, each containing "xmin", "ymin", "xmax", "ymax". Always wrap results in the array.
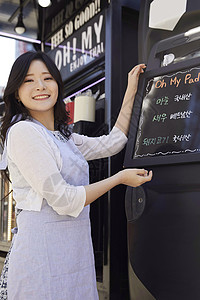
[
  {"xmin": 7, "ymin": 122, "xmax": 86, "ymax": 218},
  {"xmin": 71, "ymin": 126, "xmax": 128, "ymax": 161}
]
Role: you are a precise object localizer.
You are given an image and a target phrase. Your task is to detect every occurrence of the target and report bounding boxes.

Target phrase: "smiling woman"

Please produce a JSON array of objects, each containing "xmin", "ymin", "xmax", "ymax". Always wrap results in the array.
[
  {"xmin": 0, "ymin": 51, "xmax": 152, "ymax": 300},
  {"xmin": 1, "ymin": 51, "xmax": 71, "ymax": 143},
  {"xmin": 17, "ymin": 60, "xmax": 58, "ymax": 130}
]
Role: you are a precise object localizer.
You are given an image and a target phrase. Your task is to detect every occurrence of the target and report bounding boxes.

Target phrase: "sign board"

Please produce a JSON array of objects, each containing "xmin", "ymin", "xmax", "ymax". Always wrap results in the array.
[
  {"xmin": 47, "ymin": 12, "xmax": 105, "ymax": 81},
  {"xmin": 43, "ymin": 0, "xmax": 109, "ymax": 41},
  {"xmin": 124, "ymin": 60, "xmax": 200, "ymax": 167},
  {"xmin": 134, "ymin": 66, "xmax": 200, "ymax": 159}
]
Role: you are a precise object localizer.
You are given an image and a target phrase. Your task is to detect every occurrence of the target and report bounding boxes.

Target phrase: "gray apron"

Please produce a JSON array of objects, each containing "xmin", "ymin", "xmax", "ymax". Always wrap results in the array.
[{"xmin": 7, "ymin": 123, "xmax": 99, "ymax": 300}]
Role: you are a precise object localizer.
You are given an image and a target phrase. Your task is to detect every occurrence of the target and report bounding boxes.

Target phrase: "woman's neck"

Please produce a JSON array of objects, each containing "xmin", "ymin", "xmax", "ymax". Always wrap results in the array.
[{"xmin": 30, "ymin": 111, "xmax": 55, "ymax": 131}]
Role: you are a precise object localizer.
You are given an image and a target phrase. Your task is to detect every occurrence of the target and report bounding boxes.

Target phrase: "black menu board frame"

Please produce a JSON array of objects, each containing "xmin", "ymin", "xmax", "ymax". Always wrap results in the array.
[{"xmin": 124, "ymin": 57, "xmax": 200, "ymax": 168}]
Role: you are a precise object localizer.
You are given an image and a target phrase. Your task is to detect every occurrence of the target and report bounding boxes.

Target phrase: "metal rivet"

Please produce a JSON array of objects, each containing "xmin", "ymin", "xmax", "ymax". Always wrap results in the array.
[{"xmin": 138, "ymin": 198, "xmax": 143, "ymax": 203}]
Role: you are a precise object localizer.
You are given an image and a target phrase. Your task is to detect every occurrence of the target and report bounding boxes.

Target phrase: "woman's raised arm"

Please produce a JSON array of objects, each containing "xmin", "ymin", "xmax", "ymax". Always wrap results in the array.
[{"xmin": 115, "ymin": 64, "xmax": 146, "ymax": 136}]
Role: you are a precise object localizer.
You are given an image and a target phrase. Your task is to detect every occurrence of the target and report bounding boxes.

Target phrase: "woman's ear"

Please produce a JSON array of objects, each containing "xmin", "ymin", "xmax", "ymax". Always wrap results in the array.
[
  {"xmin": 15, "ymin": 91, "xmax": 20, "ymax": 101},
  {"xmin": 15, "ymin": 91, "xmax": 21, "ymax": 103}
]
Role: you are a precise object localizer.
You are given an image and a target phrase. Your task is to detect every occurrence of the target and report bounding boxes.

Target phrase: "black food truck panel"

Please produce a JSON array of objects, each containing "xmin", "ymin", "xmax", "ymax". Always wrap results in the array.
[{"xmin": 125, "ymin": 1, "xmax": 200, "ymax": 299}]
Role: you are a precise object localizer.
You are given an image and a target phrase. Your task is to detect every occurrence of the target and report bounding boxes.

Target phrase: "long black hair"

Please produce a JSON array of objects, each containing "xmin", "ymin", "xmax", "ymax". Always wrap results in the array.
[{"xmin": 1, "ymin": 51, "xmax": 71, "ymax": 144}]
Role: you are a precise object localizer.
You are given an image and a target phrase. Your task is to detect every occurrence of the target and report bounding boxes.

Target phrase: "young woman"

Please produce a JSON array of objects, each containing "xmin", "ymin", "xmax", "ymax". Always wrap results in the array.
[{"xmin": 0, "ymin": 51, "xmax": 152, "ymax": 299}]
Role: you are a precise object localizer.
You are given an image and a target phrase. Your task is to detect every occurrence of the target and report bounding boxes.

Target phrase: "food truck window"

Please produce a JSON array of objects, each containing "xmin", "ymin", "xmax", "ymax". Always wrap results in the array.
[{"xmin": 160, "ymin": 39, "xmax": 200, "ymax": 67}]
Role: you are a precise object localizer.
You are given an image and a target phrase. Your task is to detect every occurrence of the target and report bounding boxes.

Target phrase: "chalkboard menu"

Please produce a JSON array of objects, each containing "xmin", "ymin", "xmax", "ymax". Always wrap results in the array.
[{"xmin": 133, "ymin": 66, "xmax": 200, "ymax": 161}]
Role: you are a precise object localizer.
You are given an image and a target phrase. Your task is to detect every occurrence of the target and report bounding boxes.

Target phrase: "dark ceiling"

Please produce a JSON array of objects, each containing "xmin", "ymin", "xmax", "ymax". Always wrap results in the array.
[
  {"xmin": 0, "ymin": 0, "xmax": 39, "ymax": 39},
  {"xmin": 0, "ymin": 0, "xmax": 141, "ymax": 41}
]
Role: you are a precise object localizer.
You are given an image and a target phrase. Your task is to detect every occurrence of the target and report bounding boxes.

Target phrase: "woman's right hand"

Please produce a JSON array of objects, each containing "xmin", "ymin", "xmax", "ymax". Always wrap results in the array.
[{"xmin": 119, "ymin": 168, "xmax": 153, "ymax": 187}]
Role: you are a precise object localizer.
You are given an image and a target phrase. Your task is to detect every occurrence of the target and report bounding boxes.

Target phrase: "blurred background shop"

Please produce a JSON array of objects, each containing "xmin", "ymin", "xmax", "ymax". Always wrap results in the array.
[{"xmin": 0, "ymin": 1, "xmax": 140, "ymax": 299}]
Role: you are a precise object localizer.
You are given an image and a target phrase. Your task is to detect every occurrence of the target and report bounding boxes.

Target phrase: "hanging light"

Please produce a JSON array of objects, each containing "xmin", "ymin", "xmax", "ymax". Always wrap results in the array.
[
  {"xmin": 38, "ymin": 0, "xmax": 52, "ymax": 7},
  {"xmin": 14, "ymin": 0, "xmax": 26, "ymax": 34},
  {"xmin": 15, "ymin": 12, "xmax": 26, "ymax": 34}
]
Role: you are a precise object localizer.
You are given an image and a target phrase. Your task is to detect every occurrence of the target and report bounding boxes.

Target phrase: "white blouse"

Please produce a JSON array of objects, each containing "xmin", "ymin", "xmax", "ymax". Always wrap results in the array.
[{"xmin": 5, "ymin": 120, "xmax": 127, "ymax": 217}]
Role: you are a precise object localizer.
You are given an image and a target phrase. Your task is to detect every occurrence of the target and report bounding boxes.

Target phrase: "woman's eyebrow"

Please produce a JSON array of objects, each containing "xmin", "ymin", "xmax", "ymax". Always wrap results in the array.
[{"xmin": 25, "ymin": 71, "xmax": 51, "ymax": 77}]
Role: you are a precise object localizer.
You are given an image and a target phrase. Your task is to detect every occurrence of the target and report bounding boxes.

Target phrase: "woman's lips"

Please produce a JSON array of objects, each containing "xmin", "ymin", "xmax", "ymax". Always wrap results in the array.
[{"xmin": 33, "ymin": 94, "xmax": 50, "ymax": 100}]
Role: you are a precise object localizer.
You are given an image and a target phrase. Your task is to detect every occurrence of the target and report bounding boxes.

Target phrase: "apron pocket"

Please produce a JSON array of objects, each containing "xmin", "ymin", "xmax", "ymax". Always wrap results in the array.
[{"xmin": 44, "ymin": 218, "xmax": 94, "ymax": 277}]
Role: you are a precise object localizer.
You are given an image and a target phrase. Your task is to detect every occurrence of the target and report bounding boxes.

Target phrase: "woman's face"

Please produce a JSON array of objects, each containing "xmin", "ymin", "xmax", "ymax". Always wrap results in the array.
[{"xmin": 18, "ymin": 59, "xmax": 58, "ymax": 119}]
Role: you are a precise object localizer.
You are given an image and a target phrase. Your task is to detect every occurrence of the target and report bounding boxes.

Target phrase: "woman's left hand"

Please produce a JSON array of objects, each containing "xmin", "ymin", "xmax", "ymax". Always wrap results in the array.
[{"xmin": 126, "ymin": 63, "xmax": 146, "ymax": 96}]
